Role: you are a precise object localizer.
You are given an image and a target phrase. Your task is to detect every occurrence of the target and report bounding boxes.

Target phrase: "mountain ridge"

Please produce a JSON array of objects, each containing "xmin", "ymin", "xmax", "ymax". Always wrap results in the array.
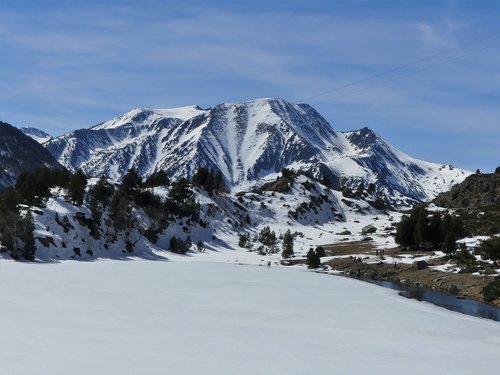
[
  {"xmin": 0, "ymin": 121, "xmax": 61, "ymax": 189},
  {"xmin": 42, "ymin": 98, "xmax": 470, "ymax": 207},
  {"xmin": 20, "ymin": 127, "xmax": 53, "ymax": 144}
]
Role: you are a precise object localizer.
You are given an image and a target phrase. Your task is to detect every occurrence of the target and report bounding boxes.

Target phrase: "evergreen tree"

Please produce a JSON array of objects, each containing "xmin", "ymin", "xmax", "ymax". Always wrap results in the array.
[
  {"xmin": 238, "ymin": 233, "xmax": 251, "ymax": 248},
  {"xmin": 68, "ymin": 169, "xmax": 87, "ymax": 205},
  {"xmin": 192, "ymin": 168, "xmax": 227, "ymax": 195},
  {"xmin": 315, "ymin": 245, "xmax": 326, "ymax": 258},
  {"xmin": 169, "ymin": 236, "xmax": 179, "ymax": 253},
  {"xmin": 412, "ymin": 206, "xmax": 429, "ymax": 246},
  {"xmin": 54, "ymin": 168, "xmax": 71, "ymax": 188},
  {"xmin": 122, "ymin": 168, "xmax": 142, "ymax": 196},
  {"xmin": 15, "ymin": 170, "xmax": 38, "ymax": 205},
  {"xmin": 192, "ymin": 167, "xmax": 210, "ymax": 187},
  {"xmin": 259, "ymin": 226, "xmax": 277, "ymax": 249},
  {"xmin": 109, "ymin": 189, "xmax": 134, "ymax": 231},
  {"xmin": 86, "ymin": 177, "xmax": 114, "ymax": 239},
  {"xmin": 307, "ymin": 248, "xmax": 321, "ymax": 268},
  {"xmin": 442, "ymin": 233, "xmax": 457, "ymax": 255},
  {"xmin": 185, "ymin": 235, "xmax": 192, "ymax": 250},
  {"xmin": 20, "ymin": 212, "xmax": 36, "ymax": 260},
  {"xmin": 169, "ymin": 236, "xmax": 190, "ymax": 254},
  {"xmin": 281, "ymin": 229, "xmax": 294, "ymax": 259},
  {"xmin": 197, "ymin": 240, "xmax": 204, "ymax": 252},
  {"xmin": 428, "ymin": 213, "xmax": 442, "ymax": 247},
  {"xmin": 168, "ymin": 178, "xmax": 192, "ymax": 204},
  {"xmin": 144, "ymin": 170, "xmax": 170, "ymax": 187},
  {"xmin": 395, "ymin": 214, "xmax": 416, "ymax": 248},
  {"xmin": 88, "ymin": 177, "xmax": 114, "ymax": 205},
  {"xmin": 480, "ymin": 237, "xmax": 500, "ymax": 266},
  {"xmin": 0, "ymin": 187, "xmax": 19, "ymax": 212},
  {"xmin": 167, "ymin": 178, "xmax": 199, "ymax": 218}
]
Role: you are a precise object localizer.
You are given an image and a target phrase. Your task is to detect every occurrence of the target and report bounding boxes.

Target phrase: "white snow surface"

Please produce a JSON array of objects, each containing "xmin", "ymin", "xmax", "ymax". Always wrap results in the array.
[{"xmin": 0, "ymin": 260, "xmax": 498, "ymax": 375}]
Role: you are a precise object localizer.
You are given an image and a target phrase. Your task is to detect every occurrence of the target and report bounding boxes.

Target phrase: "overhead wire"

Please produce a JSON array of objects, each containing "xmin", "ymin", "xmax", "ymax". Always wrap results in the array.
[{"xmin": 297, "ymin": 32, "xmax": 499, "ymax": 102}]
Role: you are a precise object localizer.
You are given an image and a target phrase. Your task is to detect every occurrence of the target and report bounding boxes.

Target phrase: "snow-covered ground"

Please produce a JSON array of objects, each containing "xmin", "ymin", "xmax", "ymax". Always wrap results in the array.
[{"xmin": 0, "ymin": 260, "xmax": 498, "ymax": 375}]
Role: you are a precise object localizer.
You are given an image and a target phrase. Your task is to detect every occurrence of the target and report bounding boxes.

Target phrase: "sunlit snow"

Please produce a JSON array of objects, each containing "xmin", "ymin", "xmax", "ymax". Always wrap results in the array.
[{"xmin": 0, "ymin": 261, "xmax": 498, "ymax": 375}]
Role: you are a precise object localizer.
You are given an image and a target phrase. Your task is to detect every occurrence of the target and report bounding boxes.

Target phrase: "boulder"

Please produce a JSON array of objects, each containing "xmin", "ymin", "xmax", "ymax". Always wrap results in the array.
[
  {"xmin": 414, "ymin": 260, "xmax": 428, "ymax": 270},
  {"xmin": 361, "ymin": 224, "xmax": 377, "ymax": 234}
]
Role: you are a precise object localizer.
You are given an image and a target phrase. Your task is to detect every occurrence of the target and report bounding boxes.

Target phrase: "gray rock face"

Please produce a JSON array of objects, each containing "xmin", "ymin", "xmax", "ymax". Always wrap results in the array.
[{"xmin": 434, "ymin": 172, "xmax": 500, "ymax": 209}]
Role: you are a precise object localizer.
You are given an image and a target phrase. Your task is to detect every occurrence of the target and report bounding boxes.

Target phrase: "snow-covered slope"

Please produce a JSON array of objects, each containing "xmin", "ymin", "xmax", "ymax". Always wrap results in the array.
[
  {"xmin": 44, "ymin": 98, "xmax": 470, "ymax": 207},
  {"xmin": 27, "ymin": 174, "xmax": 394, "ymax": 262},
  {"xmin": 20, "ymin": 127, "xmax": 53, "ymax": 144}
]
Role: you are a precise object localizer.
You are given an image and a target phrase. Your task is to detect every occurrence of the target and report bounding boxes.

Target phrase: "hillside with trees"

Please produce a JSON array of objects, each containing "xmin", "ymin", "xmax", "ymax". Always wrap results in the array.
[
  {"xmin": 0, "ymin": 121, "xmax": 61, "ymax": 189},
  {"xmin": 433, "ymin": 168, "xmax": 500, "ymax": 236}
]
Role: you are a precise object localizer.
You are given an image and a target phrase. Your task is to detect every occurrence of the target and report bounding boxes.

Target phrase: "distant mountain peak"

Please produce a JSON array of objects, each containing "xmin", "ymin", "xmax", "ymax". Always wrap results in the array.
[
  {"xmin": 91, "ymin": 105, "xmax": 207, "ymax": 131},
  {"xmin": 1, "ymin": 122, "xmax": 60, "ymax": 189},
  {"xmin": 20, "ymin": 126, "xmax": 53, "ymax": 144}
]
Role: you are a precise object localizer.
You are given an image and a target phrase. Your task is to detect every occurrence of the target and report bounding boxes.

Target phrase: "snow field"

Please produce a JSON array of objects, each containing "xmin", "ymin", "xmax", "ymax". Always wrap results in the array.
[{"xmin": 0, "ymin": 260, "xmax": 498, "ymax": 375}]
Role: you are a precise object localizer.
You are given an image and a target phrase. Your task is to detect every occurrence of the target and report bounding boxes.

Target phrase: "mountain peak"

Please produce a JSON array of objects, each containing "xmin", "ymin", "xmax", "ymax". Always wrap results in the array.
[
  {"xmin": 20, "ymin": 126, "xmax": 53, "ymax": 144},
  {"xmin": 92, "ymin": 105, "xmax": 207, "ymax": 131},
  {"xmin": 343, "ymin": 127, "xmax": 378, "ymax": 149}
]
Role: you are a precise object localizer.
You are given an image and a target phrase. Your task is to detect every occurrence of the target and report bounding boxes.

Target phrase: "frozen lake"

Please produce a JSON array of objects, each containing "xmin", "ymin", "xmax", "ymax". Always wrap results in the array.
[{"xmin": 0, "ymin": 260, "xmax": 498, "ymax": 374}]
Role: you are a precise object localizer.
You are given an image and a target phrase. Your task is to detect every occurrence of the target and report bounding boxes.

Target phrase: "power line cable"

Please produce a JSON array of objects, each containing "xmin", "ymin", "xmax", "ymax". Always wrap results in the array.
[
  {"xmin": 298, "ymin": 32, "xmax": 499, "ymax": 102},
  {"xmin": 325, "ymin": 43, "xmax": 497, "ymax": 102}
]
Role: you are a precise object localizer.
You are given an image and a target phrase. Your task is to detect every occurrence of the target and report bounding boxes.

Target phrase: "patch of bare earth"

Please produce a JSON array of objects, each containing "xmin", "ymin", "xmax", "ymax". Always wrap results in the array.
[{"xmin": 317, "ymin": 241, "xmax": 498, "ymax": 306}]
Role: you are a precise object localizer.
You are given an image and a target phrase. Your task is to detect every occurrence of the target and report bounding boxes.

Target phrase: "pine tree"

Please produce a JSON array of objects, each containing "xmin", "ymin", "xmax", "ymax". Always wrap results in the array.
[
  {"xmin": 238, "ymin": 233, "xmax": 251, "ymax": 248},
  {"xmin": 412, "ymin": 206, "xmax": 429, "ymax": 246},
  {"xmin": 281, "ymin": 229, "xmax": 294, "ymax": 259},
  {"xmin": 197, "ymin": 241, "xmax": 204, "ymax": 252},
  {"xmin": 122, "ymin": 168, "xmax": 142, "ymax": 196},
  {"xmin": 315, "ymin": 245, "xmax": 326, "ymax": 258},
  {"xmin": 307, "ymin": 248, "xmax": 321, "ymax": 268},
  {"xmin": 144, "ymin": 171, "xmax": 170, "ymax": 187},
  {"xmin": 68, "ymin": 169, "xmax": 87, "ymax": 205},
  {"xmin": 88, "ymin": 177, "xmax": 114, "ymax": 205},
  {"xmin": 395, "ymin": 214, "xmax": 416, "ymax": 248},
  {"xmin": 480, "ymin": 237, "xmax": 500, "ymax": 266},
  {"xmin": 20, "ymin": 212, "xmax": 36, "ymax": 260},
  {"xmin": 427, "ymin": 213, "xmax": 441, "ymax": 247},
  {"xmin": 259, "ymin": 226, "xmax": 277, "ymax": 249}
]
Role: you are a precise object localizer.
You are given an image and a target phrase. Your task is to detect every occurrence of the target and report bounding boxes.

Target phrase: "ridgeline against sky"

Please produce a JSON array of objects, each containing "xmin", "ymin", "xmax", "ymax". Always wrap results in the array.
[{"xmin": 0, "ymin": 0, "xmax": 498, "ymax": 171}]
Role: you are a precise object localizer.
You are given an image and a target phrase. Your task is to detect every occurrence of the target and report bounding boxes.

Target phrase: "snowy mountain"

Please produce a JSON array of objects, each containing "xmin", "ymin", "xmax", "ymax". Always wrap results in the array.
[
  {"xmin": 20, "ymin": 127, "xmax": 53, "ymax": 144},
  {"xmin": 0, "ymin": 122, "xmax": 61, "ymax": 189},
  {"xmin": 44, "ymin": 98, "xmax": 470, "ymax": 207}
]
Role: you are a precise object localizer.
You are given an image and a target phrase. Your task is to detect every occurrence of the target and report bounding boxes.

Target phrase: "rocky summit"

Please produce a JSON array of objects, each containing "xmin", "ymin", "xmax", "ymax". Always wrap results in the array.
[{"xmin": 43, "ymin": 98, "xmax": 470, "ymax": 207}]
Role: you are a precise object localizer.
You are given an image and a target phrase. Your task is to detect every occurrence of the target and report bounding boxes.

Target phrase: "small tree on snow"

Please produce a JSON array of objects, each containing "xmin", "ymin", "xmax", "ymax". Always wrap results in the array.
[
  {"xmin": 238, "ymin": 233, "xmax": 251, "ymax": 249},
  {"xmin": 315, "ymin": 245, "xmax": 326, "ymax": 258},
  {"xmin": 259, "ymin": 226, "xmax": 277, "ymax": 249},
  {"xmin": 307, "ymin": 248, "xmax": 321, "ymax": 269},
  {"xmin": 197, "ymin": 240, "xmax": 204, "ymax": 252},
  {"xmin": 281, "ymin": 229, "xmax": 294, "ymax": 259}
]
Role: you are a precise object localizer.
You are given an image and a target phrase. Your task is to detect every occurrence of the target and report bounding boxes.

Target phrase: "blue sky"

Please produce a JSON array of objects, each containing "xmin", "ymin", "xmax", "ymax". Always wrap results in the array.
[{"xmin": 0, "ymin": 0, "xmax": 498, "ymax": 171}]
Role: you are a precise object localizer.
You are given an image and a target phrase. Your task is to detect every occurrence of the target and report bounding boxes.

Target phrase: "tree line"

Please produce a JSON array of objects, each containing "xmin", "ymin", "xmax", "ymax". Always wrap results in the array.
[
  {"xmin": 394, "ymin": 206, "xmax": 465, "ymax": 254},
  {"xmin": 0, "ymin": 166, "xmax": 228, "ymax": 260}
]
